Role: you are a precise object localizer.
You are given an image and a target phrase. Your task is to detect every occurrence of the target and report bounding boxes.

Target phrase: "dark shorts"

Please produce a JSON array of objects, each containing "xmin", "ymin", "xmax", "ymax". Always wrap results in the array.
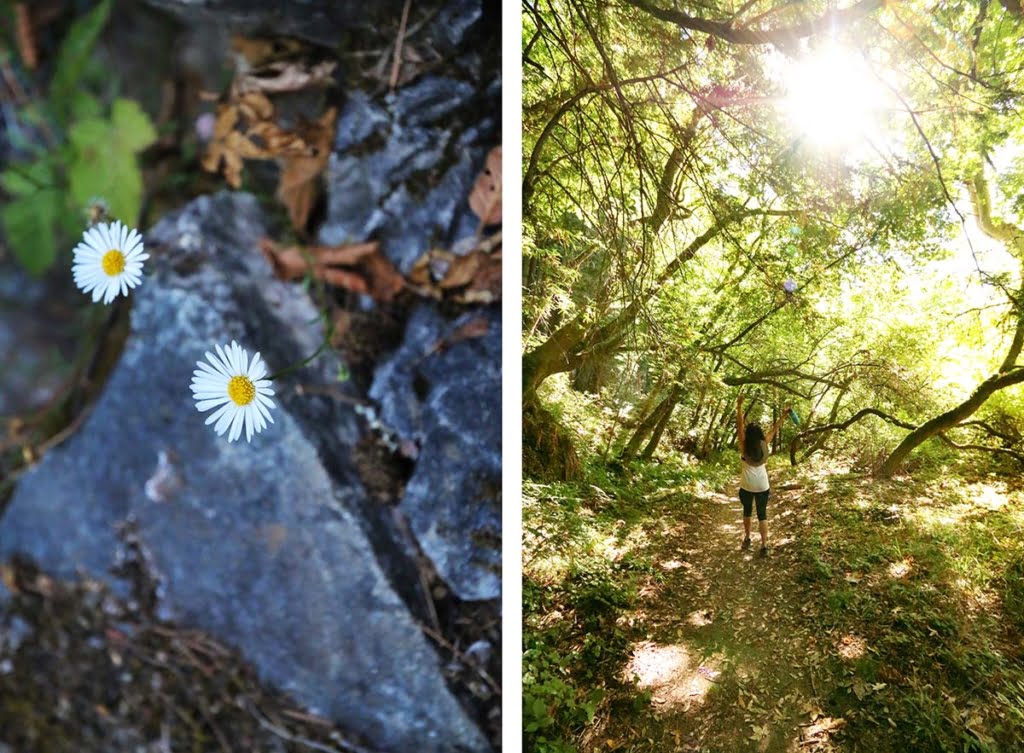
[{"xmin": 739, "ymin": 488, "xmax": 770, "ymax": 521}]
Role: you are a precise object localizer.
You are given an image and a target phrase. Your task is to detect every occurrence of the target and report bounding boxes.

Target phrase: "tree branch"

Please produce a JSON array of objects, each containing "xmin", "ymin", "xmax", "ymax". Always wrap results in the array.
[
  {"xmin": 799, "ymin": 408, "xmax": 917, "ymax": 438},
  {"xmin": 619, "ymin": 0, "xmax": 883, "ymax": 46}
]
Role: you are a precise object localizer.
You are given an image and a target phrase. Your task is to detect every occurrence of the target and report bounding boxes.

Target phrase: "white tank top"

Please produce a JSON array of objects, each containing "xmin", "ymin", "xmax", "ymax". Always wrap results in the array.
[
  {"xmin": 740, "ymin": 439, "xmax": 770, "ymax": 492},
  {"xmin": 740, "ymin": 461, "xmax": 769, "ymax": 493}
]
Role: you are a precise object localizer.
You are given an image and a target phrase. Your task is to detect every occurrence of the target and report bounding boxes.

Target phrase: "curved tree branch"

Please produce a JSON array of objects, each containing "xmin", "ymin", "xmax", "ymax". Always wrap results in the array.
[{"xmin": 619, "ymin": 0, "xmax": 883, "ymax": 46}]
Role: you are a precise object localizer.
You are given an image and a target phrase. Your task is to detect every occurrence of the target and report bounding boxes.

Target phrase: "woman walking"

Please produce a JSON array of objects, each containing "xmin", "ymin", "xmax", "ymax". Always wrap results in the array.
[{"xmin": 736, "ymin": 394, "xmax": 790, "ymax": 555}]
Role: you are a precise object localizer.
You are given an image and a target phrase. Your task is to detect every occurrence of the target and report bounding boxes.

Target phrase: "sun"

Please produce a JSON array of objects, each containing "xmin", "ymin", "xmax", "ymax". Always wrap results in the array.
[{"xmin": 775, "ymin": 43, "xmax": 888, "ymax": 149}]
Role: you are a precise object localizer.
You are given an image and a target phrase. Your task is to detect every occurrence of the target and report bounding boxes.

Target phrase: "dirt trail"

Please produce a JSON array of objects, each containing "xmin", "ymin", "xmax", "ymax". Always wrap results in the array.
[{"xmin": 607, "ymin": 484, "xmax": 843, "ymax": 753}]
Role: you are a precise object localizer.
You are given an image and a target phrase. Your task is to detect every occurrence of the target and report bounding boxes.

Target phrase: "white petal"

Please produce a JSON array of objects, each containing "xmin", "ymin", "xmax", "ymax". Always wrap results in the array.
[
  {"xmin": 228, "ymin": 341, "xmax": 242, "ymax": 375},
  {"xmin": 213, "ymin": 404, "xmax": 237, "ymax": 435},
  {"xmin": 237, "ymin": 344, "xmax": 250, "ymax": 376},
  {"xmin": 253, "ymin": 399, "xmax": 274, "ymax": 425},
  {"xmin": 210, "ymin": 347, "xmax": 233, "ymax": 376},
  {"xmin": 84, "ymin": 226, "xmax": 105, "ymax": 251},
  {"xmin": 204, "ymin": 401, "xmax": 230, "ymax": 424},
  {"xmin": 249, "ymin": 354, "xmax": 267, "ymax": 380},
  {"xmin": 97, "ymin": 223, "xmax": 114, "ymax": 251},
  {"xmin": 195, "ymin": 396, "xmax": 232, "ymax": 412},
  {"xmin": 228, "ymin": 408, "xmax": 245, "ymax": 442}
]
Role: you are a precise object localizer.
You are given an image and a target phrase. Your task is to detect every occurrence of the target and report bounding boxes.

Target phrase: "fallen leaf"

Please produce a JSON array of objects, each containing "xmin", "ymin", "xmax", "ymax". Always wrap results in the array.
[
  {"xmin": 260, "ymin": 238, "xmax": 405, "ymax": 302},
  {"xmin": 469, "ymin": 145, "xmax": 502, "ymax": 225},
  {"xmin": 276, "ymin": 107, "xmax": 337, "ymax": 230},
  {"xmin": 429, "ymin": 317, "xmax": 490, "ymax": 355},
  {"xmin": 852, "ymin": 677, "xmax": 869, "ymax": 700},
  {"xmin": 201, "ymin": 50, "xmax": 336, "ymax": 223},
  {"xmin": 449, "ymin": 316, "xmax": 490, "ymax": 342},
  {"xmin": 408, "ymin": 241, "xmax": 502, "ymax": 304},
  {"xmin": 231, "ymin": 35, "xmax": 308, "ymax": 68},
  {"xmin": 236, "ymin": 59, "xmax": 337, "ymax": 94},
  {"xmin": 237, "ymin": 91, "xmax": 274, "ymax": 122}
]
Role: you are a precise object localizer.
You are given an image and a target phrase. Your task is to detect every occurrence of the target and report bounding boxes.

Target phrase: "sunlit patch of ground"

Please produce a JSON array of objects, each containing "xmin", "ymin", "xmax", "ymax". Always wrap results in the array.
[
  {"xmin": 687, "ymin": 609, "xmax": 713, "ymax": 627},
  {"xmin": 625, "ymin": 642, "xmax": 718, "ymax": 711},
  {"xmin": 888, "ymin": 558, "xmax": 912, "ymax": 578},
  {"xmin": 794, "ymin": 713, "xmax": 846, "ymax": 752},
  {"xmin": 835, "ymin": 634, "xmax": 866, "ymax": 660}
]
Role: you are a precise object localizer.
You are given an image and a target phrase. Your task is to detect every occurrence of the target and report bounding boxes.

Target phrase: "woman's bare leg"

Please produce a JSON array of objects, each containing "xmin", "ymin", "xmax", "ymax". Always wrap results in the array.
[
  {"xmin": 759, "ymin": 520, "xmax": 768, "ymax": 547},
  {"xmin": 743, "ymin": 516, "xmax": 752, "ymax": 539}
]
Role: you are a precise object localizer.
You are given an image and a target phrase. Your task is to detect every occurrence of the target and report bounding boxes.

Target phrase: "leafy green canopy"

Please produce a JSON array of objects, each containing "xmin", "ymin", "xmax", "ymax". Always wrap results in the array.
[{"xmin": 523, "ymin": 0, "xmax": 1024, "ymax": 470}]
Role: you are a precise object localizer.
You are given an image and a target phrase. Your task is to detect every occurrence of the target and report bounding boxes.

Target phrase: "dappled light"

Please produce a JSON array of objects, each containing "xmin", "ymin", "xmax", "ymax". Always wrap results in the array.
[
  {"xmin": 687, "ymin": 609, "xmax": 714, "ymax": 627},
  {"xmin": 836, "ymin": 634, "xmax": 867, "ymax": 661},
  {"xmin": 889, "ymin": 559, "xmax": 912, "ymax": 579},
  {"xmin": 625, "ymin": 642, "xmax": 716, "ymax": 711}
]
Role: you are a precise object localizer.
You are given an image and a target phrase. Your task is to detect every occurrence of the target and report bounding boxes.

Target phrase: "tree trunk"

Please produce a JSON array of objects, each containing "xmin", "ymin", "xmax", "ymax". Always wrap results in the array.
[
  {"xmin": 640, "ymin": 388, "xmax": 682, "ymax": 460},
  {"xmin": 571, "ymin": 358, "xmax": 609, "ymax": 393},
  {"xmin": 620, "ymin": 381, "xmax": 681, "ymax": 461}
]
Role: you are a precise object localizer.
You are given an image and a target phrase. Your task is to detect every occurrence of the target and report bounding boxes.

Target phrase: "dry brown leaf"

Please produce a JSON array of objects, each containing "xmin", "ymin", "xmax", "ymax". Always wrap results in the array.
[
  {"xmin": 276, "ymin": 107, "xmax": 337, "ymax": 230},
  {"xmin": 428, "ymin": 316, "xmax": 490, "ymax": 356},
  {"xmin": 237, "ymin": 59, "xmax": 337, "ymax": 94},
  {"xmin": 449, "ymin": 316, "xmax": 490, "ymax": 343},
  {"xmin": 201, "ymin": 55, "xmax": 334, "ymax": 204},
  {"xmin": 237, "ymin": 91, "xmax": 274, "ymax": 122},
  {"xmin": 468, "ymin": 145, "xmax": 502, "ymax": 226},
  {"xmin": 408, "ymin": 241, "xmax": 502, "ymax": 304},
  {"xmin": 231, "ymin": 35, "xmax": 308, "ymax": 68},
  {"xmin": 438, "ymin": 251, "xmax": 481, "ymax": 290},
  {"xmin": 260, "ymin": 238, "xmax": 405, "ymax": 302}
]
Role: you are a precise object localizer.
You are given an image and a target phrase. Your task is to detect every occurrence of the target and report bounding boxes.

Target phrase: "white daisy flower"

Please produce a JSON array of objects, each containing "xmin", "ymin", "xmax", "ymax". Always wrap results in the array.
[
  {"xmin": 190, "ymin": 341, "xmax": 276, "ymax": 442},
  {"xmin": 72, "ymin": 220, "xmax": 148, "ymax": 304}
]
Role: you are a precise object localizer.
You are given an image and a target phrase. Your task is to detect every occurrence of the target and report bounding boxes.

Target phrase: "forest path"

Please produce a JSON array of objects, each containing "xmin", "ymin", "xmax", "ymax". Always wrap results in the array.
[{"xmin": 603, "ymin": 480, "xmax": 844, "ymax": 753}]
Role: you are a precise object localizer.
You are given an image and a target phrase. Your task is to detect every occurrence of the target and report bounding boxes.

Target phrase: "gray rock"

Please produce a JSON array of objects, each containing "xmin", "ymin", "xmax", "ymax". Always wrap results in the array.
[
  {"xmin": 320, "ymin": 74, "xmax": 498, "ymax": 273},
  {"xmin": 370, "ymin": 306, "xmax": 501, "ymax": 601},
  {"xmin": 0, "ymin": 192, "xmax": 488, "ymax": 753},
  {"xmin": 0, "ymin": 262, "xmax": 80, "ymax": 415}
]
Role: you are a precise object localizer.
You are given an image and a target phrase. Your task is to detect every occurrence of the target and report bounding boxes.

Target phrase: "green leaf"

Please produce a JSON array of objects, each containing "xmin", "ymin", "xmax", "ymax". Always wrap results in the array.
[
  {"xmin": 50, "ymin": 0, "xmax": 113, "ymax": 124},
  {"xmin": 0, "ymin": 159, "xmax": 58, "ymax": 196},
  {"xmin": 70, "ymin": 91, "xmax": 104, "ymax": 122},
  {"xmin": 110, "ymin": 98, "xmax": 158, "ymax": 153},
  {"xmin": 67, "ymin": 98, "xmax": 156, "ymax": 224},
  {"xmin": 1, "ymin": 190, "xmax": 62, "ymax": 275}
]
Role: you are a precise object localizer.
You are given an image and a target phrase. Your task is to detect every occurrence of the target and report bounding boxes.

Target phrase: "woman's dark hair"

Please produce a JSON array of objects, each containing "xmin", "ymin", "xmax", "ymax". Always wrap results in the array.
[{"xmin": 744, "ymin": 424, "xmax": 766, "ymax": 462}]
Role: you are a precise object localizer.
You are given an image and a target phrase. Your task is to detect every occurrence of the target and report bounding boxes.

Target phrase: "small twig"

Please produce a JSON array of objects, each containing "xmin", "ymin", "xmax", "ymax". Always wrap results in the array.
[
  {"xmin": 242, "ymin": 698, "xmax": 377, "ymax": 753},
  {"xmin": 420, "ymin": 623, "xmax": 501, "ymax": 697},
  {"xmin": 281, "ymin": 709, "xmax": 336, "ymax": 727},
  {"xmin": 389, "ymin": 0, "xmax": 413, "ymax": 90}
]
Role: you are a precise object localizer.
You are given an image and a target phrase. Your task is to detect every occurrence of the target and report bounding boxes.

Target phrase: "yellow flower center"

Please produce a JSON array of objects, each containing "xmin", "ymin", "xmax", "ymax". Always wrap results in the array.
[
  {"xmin": 227, "ymin": 375, "xmax": 256, "ymax": 406},
  {"xmin": 102, "ymin": 249, "xmax": 126, "ymax": 276}
]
